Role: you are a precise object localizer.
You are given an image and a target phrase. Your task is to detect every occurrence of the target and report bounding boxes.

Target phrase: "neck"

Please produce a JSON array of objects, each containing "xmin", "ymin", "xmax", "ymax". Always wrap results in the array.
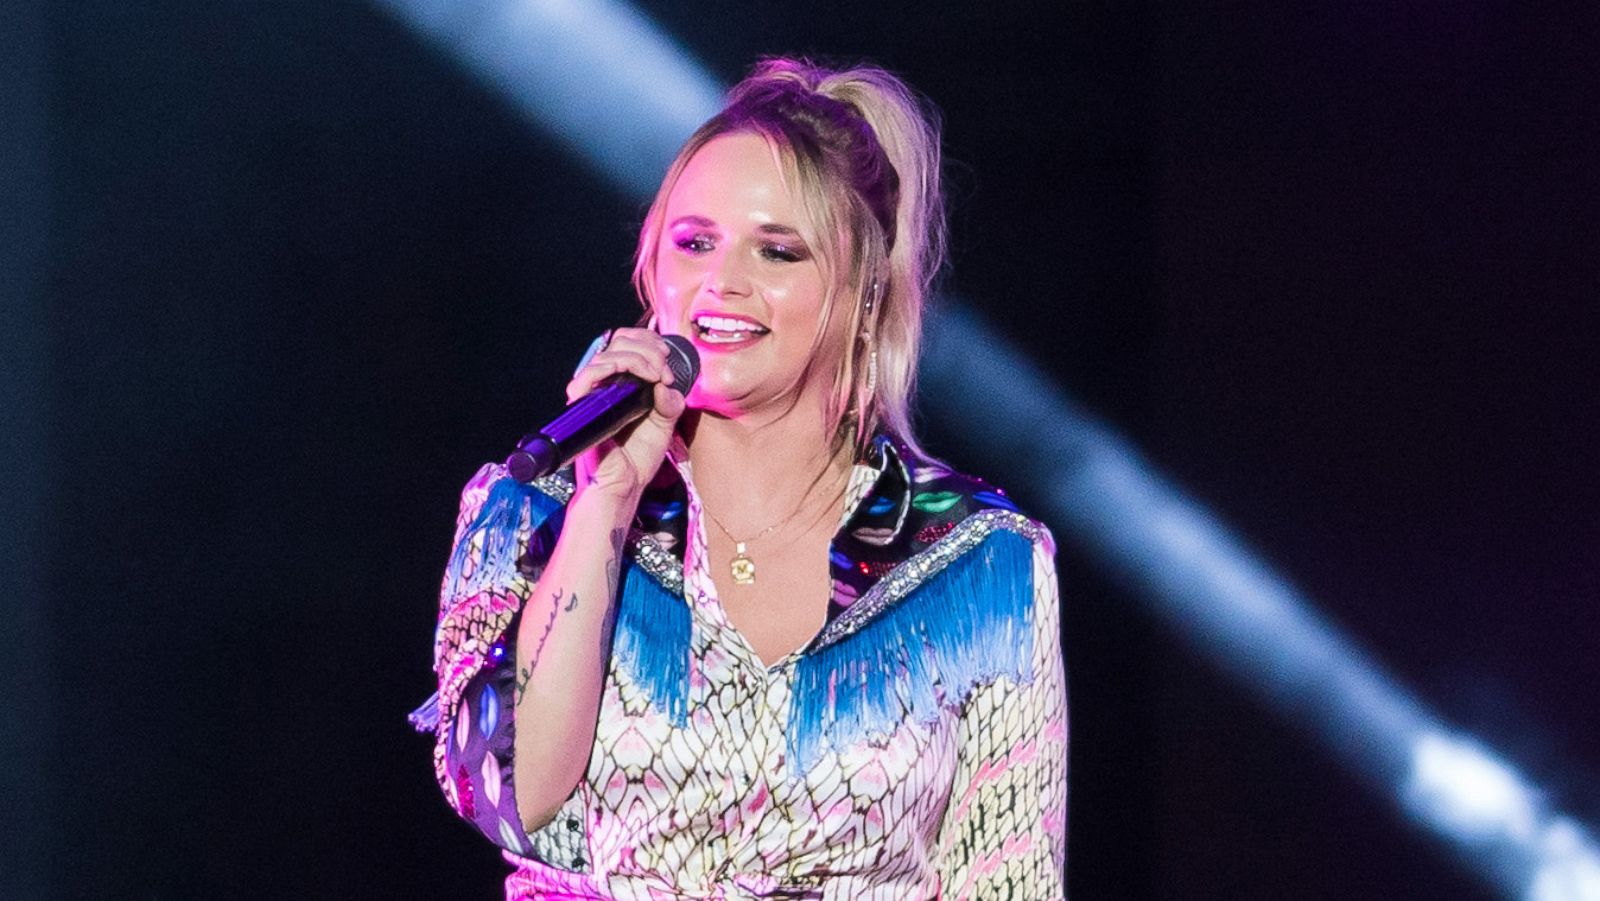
[{"xmin": 682, "ymin": 401, "xmax": 853, "ymax": 537}]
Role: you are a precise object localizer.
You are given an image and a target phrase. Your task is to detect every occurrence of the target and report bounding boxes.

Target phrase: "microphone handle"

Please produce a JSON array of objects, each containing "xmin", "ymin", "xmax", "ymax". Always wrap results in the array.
[{"xmin": 505, "ymin": 376, "xmax": 654, "ymax": 483}]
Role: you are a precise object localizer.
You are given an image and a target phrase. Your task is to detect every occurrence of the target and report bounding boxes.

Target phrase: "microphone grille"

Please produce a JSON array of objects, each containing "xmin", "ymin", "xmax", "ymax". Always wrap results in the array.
[{"xmin": 662, "ymin": 334, "xmax": 701, "ymax": 395}]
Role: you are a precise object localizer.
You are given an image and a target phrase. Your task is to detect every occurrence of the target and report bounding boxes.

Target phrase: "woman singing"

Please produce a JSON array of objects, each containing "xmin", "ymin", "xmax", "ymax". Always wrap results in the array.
[{"xmin": 415, "ymin": 58, "xmax": 1068, "ymax": 899}]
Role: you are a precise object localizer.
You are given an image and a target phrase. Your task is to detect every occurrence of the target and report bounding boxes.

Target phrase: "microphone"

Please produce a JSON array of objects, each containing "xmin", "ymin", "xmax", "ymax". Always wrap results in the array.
[{"xmin": 505, "ymin": 334, "xmax": 700, "ymax": 483}]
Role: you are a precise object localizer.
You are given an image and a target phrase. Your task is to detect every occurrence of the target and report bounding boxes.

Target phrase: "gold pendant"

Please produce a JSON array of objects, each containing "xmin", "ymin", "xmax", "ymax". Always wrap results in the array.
[{"xmin": 730, "ymin": 541, "xmax": 756, "ymax": 585}]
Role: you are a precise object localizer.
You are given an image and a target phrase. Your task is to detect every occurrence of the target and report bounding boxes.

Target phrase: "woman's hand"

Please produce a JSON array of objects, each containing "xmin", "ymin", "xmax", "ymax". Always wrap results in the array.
[{"xmin": 564, "ymin": 328, "xmax": 688, "ymax": 504}]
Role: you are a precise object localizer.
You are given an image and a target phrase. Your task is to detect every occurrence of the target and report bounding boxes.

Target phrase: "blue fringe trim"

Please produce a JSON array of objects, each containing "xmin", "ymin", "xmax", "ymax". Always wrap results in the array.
[
  {"xmin": 442, "ymin": 475, "xmax": 565, "ymax": 601},
  {"xmin": 611, "ymin": 563, "xmax": 691, "ymax": 725},
  {"xmin": 788, "ymin": 529, "xmax": 1036, "ymax": 773},
  {"xmin": 437, "ymin": 472, "xmax": 691, "ymax": 724},
  {"xmin": 408, "ymin": 692, "xmax": 440, "ymax": 733}
]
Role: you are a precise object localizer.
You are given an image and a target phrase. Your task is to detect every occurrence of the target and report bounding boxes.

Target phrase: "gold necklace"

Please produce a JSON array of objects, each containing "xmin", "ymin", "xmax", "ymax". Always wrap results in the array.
[
  {"xmin": 703, "ymin": 505, "xmax": 797, "ymax": 586},
  {"xmin": 702, "ymin": 475, "xmax": 844, "ymax": 586}
]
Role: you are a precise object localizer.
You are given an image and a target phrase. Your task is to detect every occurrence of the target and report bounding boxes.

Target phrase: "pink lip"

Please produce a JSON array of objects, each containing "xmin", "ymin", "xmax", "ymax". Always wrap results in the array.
[
  {"xmin": 687, "ymin": 309, "xmax": 770, "ymax": 353},
  {"xmin": 689, "ymin": 310, "xmax": 769, "ymax": 330},
  {"xmin": 689, "ymin": 330, "xmax": 767, "ymax": 353}
]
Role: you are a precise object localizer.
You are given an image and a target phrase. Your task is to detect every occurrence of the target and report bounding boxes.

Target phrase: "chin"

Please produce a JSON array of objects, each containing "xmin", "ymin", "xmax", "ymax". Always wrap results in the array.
[
  {"xmin": 685, "ymin": 383, "xmax": 748, "ymax": 417},
  {"xmin": 691, "ymin": 362, "xmax": 750, "ymax": 400}
]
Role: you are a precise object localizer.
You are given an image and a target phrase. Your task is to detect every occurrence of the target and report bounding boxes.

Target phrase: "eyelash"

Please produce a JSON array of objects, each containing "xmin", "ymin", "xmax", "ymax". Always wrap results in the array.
[
  {"xmin": 761, "ymin": 243, "xmax": 804, "ymax": 263},
  {"xmin": 672, "ymin": 234, "xmax": 807, "ymax": 263},
  {"xmin": 675, "ymin": 235, "xmax": 714, "ymax": 254}
]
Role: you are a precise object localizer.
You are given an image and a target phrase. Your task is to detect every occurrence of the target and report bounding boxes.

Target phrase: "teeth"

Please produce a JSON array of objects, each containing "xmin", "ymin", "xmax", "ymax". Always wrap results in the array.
[{"xmin": 693, "ymin": 314, "xmax": 768, "ymax": 336}]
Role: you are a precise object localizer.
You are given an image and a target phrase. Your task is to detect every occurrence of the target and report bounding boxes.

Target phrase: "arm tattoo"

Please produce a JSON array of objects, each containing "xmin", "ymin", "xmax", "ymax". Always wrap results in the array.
[
  {"xmin": 605, "ymin": 527, "xmax": 625, "ymax": 600},
  {"xmin": 514, "ymin": 589, "xmax": 564, "ymax": 706},
  {"xmin": 598, "ymin": 527, "xmax": 626, "ymax": 658}
]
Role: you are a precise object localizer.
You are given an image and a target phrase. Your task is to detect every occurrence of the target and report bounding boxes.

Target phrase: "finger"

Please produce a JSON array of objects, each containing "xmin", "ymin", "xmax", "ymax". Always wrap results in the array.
[
  {"xmin": 652, "ymin": 381, "xmax": 687, "ymax": 421},
  {"xmin": 565, "ymin": 357, "xmax": 621, "ymax": 402},
  {"xmin": 606, "ymin": 326, "xmax": 670, "ymax": 350},
  {"xmin": 592, "ymin": 348, "xmax": 668, "ymax": 384},
  {"xmin": 565, "ymin": 349, "xmax": 668, "ymax": 401},
  {"xmin": 600, "ymin": 330, "xmax": 672, "ymax": 374}
]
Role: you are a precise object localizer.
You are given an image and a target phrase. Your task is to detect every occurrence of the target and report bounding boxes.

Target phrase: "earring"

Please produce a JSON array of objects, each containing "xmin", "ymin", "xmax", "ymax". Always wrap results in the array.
[{"xmin": 862, "ymin": 279, "xmax": 881, "ymax": 400}]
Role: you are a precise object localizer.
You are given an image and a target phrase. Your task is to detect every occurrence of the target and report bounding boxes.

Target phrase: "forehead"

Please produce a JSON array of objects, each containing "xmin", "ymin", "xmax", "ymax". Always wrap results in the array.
[{"xmin": 665, "ymin": 132, "xmax": 808, "ymax": 229}]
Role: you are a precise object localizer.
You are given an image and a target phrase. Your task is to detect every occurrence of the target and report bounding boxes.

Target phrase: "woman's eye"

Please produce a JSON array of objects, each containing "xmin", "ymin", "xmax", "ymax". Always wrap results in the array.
[
  {"xmin": 675, "ymin": 235, "xmax": 714, "ymax": 254},
  {"xmin": 761, "ymin": 243, "xmax": 806, "ymax": 263}
]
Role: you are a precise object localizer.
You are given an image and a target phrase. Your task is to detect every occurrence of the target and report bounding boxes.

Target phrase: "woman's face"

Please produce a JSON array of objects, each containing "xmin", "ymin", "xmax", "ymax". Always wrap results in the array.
[{"xmin": 652, "ymin": 132, "xmax": 845, "ymax": 421}]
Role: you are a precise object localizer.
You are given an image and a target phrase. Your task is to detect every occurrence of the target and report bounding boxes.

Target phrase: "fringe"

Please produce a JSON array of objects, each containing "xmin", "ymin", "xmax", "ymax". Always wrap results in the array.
[
  {"xmin": 788, "ymin": 529, "xmax": 1036, "ymax": 773},
  {"xmin": 425, "ymin": 474, "xmax": 563, "ymax": 734},
  {"xmin": 434, "ymin": 472, "xmax": 692, "ymax": 725},
  {"xmin": 611, "ymin": 563, "xmax": 692, "ymax": 725},
  {"xmin": 408, "ymin": 692, "xmax": 441, "ymax": 733},
  {"xmin": 442, "ymin": 475, "xmax": 565, "ymax": 602}
]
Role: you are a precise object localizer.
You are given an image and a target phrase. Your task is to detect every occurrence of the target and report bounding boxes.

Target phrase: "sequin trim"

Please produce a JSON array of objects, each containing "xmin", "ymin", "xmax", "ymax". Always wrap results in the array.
[
  {"xmin": 628, "ymin": 534, "xmax": 684, "ymax": 595},
  {"xmin": 529, "ymin": 469, "xmax": 684, "ymax": 596},
  {"xmin": 532, "ymin": 472, "xmax": 574, "ymax": 503},
  {"xmin": 812, "ymin": 509, "xmax": 1048, "ymax": 651}
]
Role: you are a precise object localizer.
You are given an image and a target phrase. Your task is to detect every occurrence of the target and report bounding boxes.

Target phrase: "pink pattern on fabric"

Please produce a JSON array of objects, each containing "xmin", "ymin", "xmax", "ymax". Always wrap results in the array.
[
  {"xmin": 455, "ymin": 764, "xmax": 475, "ymax": 820},
  {"xmin": 1010, "ymin": 739, "xmax": 1038, "ymax": 767},
  {"xmin": 433, "ymin": 460, "xmax": 1068, "ymax": 900},
  {"xmin": 1043, "ymin": 808, "xmax": 1067, "ymax": 837}
]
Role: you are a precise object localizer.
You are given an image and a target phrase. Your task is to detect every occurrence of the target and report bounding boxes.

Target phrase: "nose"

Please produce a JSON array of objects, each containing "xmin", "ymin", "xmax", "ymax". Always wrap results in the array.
[{"xmin": 704, "ymin": 248, "xmax": 752, "ymax": 301}]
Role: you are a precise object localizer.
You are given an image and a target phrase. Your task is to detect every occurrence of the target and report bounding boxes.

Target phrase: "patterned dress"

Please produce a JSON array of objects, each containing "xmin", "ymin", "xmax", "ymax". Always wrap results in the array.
[{"xmin": 416, "ymin": 437, "xmax": 1067, "ymax": 899}]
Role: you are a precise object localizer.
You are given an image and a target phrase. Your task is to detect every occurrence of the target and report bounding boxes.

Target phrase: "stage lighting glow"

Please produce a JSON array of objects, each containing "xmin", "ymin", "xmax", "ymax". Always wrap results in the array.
[
  {"xmin": 924, "ymin": 306, "xmax": 1600, "ymax": 898},
  {"xmin": 371, "ymin": 0, "xmax": 723, "ymax": 196},
  {"xmin": 374, "ymin": 5, "xmax": 1600, "ymax": 898},
  {"xmin": 1406, "ymin": 732, "xmax": 1540, "ymax": 844},
  {"xmin": 1527, "ymin": 820, "xmax": 1600, "ymax": 901},
  {"xmin": 922, "ymin": 305, "xmax": 1600, "ymax": 900}
]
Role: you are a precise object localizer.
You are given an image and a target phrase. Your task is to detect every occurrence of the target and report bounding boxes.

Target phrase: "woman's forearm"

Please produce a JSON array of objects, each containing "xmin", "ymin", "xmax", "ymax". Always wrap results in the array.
[{"xmin": 510, "ymin": 485, "xmax": 635, "ymax": 832}]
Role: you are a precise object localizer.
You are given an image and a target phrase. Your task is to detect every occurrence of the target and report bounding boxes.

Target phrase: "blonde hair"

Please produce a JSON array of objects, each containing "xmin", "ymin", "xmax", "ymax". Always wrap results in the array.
[{"xmin": 633, "ymin": 57, "xmax": 946, "ymax": 460}]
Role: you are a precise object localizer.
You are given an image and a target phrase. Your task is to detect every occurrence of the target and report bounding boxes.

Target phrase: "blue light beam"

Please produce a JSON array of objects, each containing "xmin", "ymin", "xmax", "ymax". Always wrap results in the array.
[
  {"xmin": 372, "ymin": 0, "xmax": 723, "ymax": 197},
  {"xmin": 371, "ymin": 3, "xmax": 1600, "ymax": 897},
  {"xmin": 921, "ymin": 306, "xmax": 1600, "ymax": 901}
]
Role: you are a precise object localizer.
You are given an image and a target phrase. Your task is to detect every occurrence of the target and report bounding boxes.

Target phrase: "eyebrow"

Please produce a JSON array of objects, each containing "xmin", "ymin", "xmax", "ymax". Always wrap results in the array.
[
  {"xmin": 756, "ymin": 223, "xmax": 805, "ymax": 239},
  {"xmin": 668, "ymin": 216, "xmax": 806, "ymax": 240},
  {"xmin": 669, "ymin": 215, "xmax": 716, "ymax": 229}
]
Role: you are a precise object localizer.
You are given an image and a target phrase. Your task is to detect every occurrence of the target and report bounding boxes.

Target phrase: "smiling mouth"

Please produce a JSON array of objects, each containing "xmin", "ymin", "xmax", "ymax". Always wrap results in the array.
[{"xmin": 692, "ymin": 313, "xmax": 771, "ymax": 345}]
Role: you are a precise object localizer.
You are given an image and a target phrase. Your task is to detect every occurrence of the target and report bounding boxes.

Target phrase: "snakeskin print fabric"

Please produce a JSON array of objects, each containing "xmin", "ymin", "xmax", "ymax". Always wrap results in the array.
[{"xmin": 427, "ymin": 444, "xmax": 1067, "ymax": 899}]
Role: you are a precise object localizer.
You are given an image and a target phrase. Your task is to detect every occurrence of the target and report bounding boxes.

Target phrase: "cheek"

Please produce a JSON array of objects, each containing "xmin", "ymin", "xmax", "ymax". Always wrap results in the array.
[
  {"xmin": 651, "ymin": 264, "xmax": 692, "ymax": 319},
  {"xmin": 790, "ymin": 269, "xmax": 835, "ymax": 321},
  {"xmin": 655, "ymin": 280, "xmax": 686, "ymax": 312},
  {"xmin": 773, "ymin": 297, "xmax": 845, "ymax": 374},
  {"xmin": 766, "ymin": 262, "xmax": 828, "ymax": 316},
  {"xmin": 653, "ymin": 237, "xmax": 700, "ymax": 286},
  {"xmin": 760, "ymin": 263, "xmax": 825, "ymax": 310}
]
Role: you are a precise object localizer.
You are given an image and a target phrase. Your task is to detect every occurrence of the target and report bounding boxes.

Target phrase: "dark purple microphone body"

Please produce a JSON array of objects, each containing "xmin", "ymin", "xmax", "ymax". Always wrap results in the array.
[{"xmin": 505, "ymin": 334, "xmax": 700, "ymax": 484}]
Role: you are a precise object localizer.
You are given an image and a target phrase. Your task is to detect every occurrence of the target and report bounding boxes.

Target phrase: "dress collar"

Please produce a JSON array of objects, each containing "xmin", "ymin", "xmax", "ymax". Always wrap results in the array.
[
  {"xmin": 629, "ymin": 434, "xmax": 916, "ymax": 618},
  {"xmin": 566, "ymin": 430, "xmax": 1029, "ymax": 664}
]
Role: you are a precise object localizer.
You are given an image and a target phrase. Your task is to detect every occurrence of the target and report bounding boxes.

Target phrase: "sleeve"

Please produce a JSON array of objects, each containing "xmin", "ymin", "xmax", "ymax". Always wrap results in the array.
[
  {"xmin": 934, "ymin": 534, "xmax": 1069, "ymax": 900},
  {"xmin": 425, "ymin": 463, "xmax": 591, "ymax": 867}
]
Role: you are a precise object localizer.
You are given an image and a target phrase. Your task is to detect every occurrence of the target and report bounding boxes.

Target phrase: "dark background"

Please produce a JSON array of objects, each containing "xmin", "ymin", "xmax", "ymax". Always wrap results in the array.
[{"xmin": 4, "ymin": 1, "xmax": 1596, "ymax": 898}]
